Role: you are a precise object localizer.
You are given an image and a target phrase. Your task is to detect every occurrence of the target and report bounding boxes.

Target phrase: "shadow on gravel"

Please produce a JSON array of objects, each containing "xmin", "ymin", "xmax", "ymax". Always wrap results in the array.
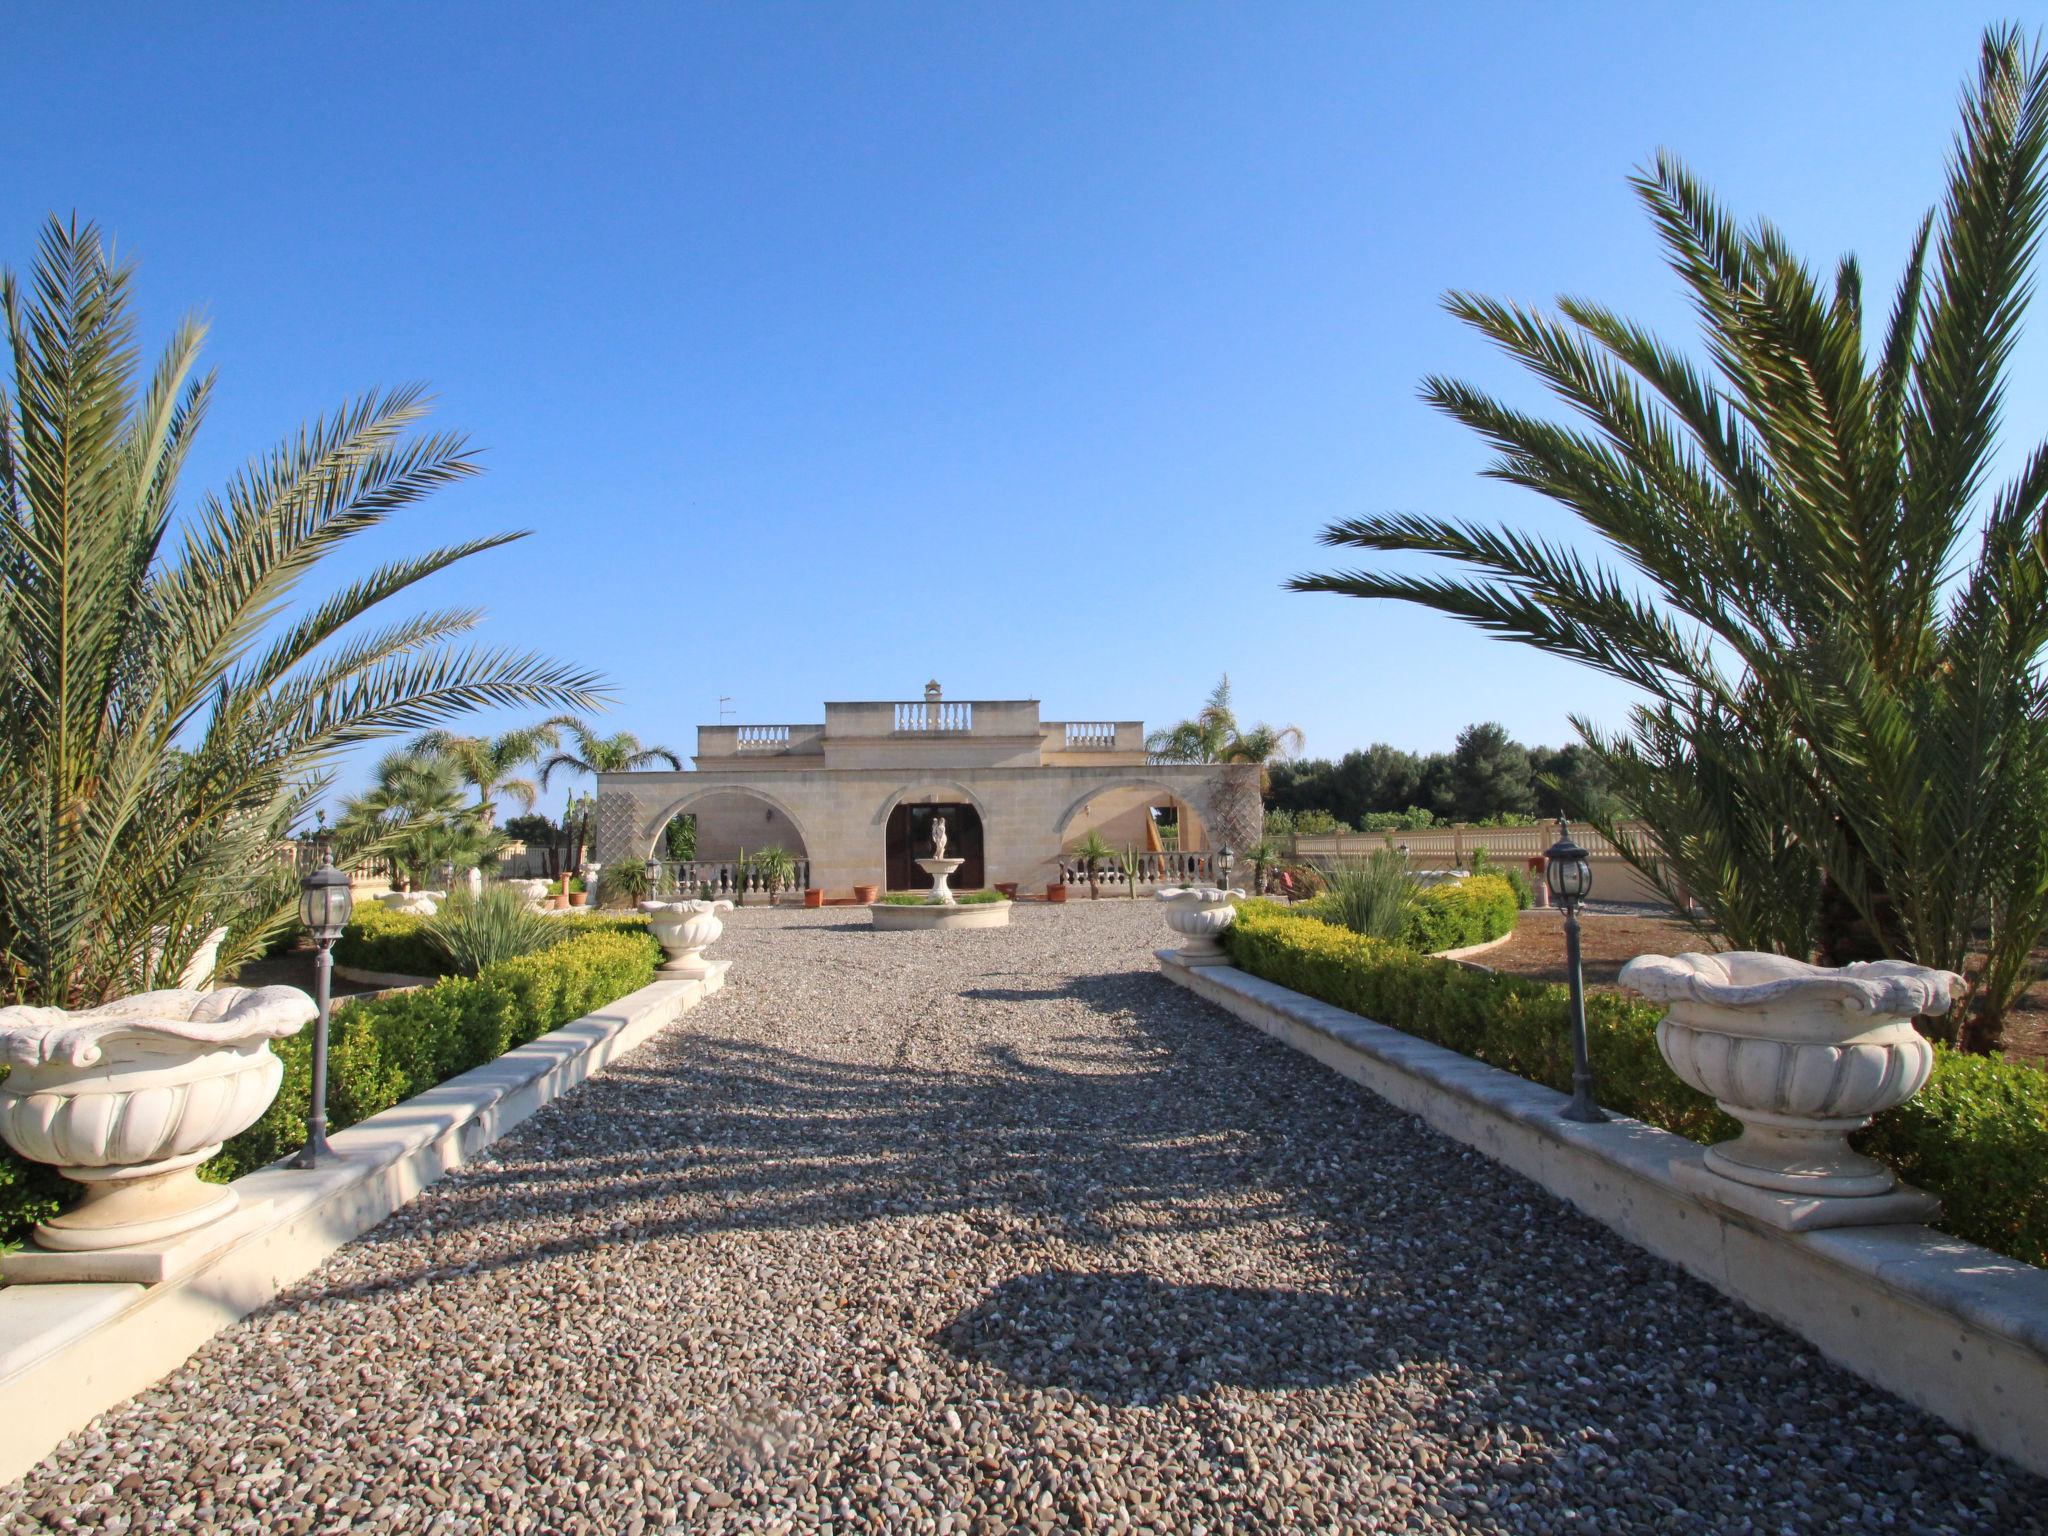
[{"xmin": 941, "ymin": 1270, "xmax": 1371, "ymax": 1403}]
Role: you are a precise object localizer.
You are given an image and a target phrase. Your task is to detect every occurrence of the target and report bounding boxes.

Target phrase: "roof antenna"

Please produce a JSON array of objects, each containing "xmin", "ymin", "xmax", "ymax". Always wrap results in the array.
[{"xmin": 718, "ymin": 695, "xmax": 734, "ymax": 724}]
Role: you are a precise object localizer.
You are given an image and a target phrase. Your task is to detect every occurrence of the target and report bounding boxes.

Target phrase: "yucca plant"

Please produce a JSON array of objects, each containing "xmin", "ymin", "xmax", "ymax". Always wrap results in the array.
[
  {"xmin": 1311, "ymin": 848, "xmax": 1417, "ymax": 942},
  {"xmin": 1293, "ymin": 27, "xmax": 2048, "ymax": 1051},
  {"xmin": 0, "ymin": 217, "xmax": 604, "ymax": 1006},
  {"xmin": 421, "ymin": 885, "xmax": 565, "ymax": 977}
]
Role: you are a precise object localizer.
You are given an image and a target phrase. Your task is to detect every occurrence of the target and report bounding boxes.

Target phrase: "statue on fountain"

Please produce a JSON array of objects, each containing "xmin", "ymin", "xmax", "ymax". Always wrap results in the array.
[
  {"xmin": 917, "ymin": 814, "xmax": 964, "ymax": 905},
  {"xmin": 931, "ymin": 815, "xmax": 948, "ymax": 860}
]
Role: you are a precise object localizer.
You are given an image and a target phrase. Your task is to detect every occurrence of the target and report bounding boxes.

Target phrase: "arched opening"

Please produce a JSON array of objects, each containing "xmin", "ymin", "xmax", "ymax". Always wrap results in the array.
[
  {"xmin": 1055, "ymin": 781, "xmax": 1212, "ymax": 890},
  {"xmin": 886, "ymin": 803, "xmax": 985, "ymax": 892},
  {"xmin": 648, "ymin": 786, "xmax": 813, "ymax": 901}
]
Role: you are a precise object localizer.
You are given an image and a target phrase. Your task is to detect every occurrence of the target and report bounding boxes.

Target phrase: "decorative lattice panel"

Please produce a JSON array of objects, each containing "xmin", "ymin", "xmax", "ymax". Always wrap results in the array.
[
  {"xmin": 593, "ymin": 790, "xmax": 641, "ymax": 866},
  {"xmin": 1205, "ymin": 764, "xmax": 1267, "ymax": 854}
]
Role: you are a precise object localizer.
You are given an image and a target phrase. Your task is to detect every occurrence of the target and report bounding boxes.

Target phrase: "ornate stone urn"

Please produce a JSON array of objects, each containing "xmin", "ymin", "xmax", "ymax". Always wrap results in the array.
[
  {"xmin": 0, "ymin": 986, "xmax": 315, "ymax": 1251},
  {"xmin": 640, "ymin": 898, "xmax": 735, "ymax": 979},
  {"xmin": 375, "ymin": 889, "xmax": 444, "ymax": 916},
  {"xmin": 1618, "ymin": 950, "xmax": 1960, "ymax": 1228},
  {"xmin": 1155, "ymin": 886, "xmax": 1246, "ymax": 966}
]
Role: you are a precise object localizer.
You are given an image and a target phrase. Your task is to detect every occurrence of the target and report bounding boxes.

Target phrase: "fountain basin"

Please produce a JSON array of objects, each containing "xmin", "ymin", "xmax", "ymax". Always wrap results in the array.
[{"xmin": 869, "ymin": 899, "xmax": 1011, "ymax": 931}]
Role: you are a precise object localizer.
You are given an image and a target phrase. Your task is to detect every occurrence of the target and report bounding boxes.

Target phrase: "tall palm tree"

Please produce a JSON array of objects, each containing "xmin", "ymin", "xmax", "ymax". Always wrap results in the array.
[
  {"xmin": 0, "ymin": 218, "xmax": 603, "ymax": 1005},
  {"xmin": 413, "ymin": 723, "xmax": 559, "ymax": 825},
  {"xmin": 537, "ymin": 717, "xmax": 684, "ymax": 785},
  {"xmin": 1148, "ymin": 675, "xmax": 1305, "ymax": 777},
  {"xmin": 1291, "ymin": 27, "xmax": 2048, "ymax": 1050}
]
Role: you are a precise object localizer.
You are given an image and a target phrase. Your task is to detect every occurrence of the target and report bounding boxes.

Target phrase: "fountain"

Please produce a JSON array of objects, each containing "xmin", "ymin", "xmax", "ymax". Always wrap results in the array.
[{"xmin": 916, "ymin": 814, "xmax": 966, "ymax": 905}]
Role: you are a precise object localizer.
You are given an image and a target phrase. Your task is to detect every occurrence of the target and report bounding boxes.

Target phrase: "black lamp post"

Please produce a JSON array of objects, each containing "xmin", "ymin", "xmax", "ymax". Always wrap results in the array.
[
  {"xmin": 296, "ymin": 860, "xmax": 355, "ymax": 1167},
  {"xmin": 1216, "ymin": 845, "xmax": 1235, "ymax": 890},
  {"xmin": 1544, "ymin": 817, "xmax": 1607, "ymax": 1123}
]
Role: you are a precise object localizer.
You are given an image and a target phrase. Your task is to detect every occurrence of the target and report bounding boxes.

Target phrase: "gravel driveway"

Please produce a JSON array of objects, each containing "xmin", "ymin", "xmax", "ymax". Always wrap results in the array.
[{"xmin": 4, "ymin": 903, "xmax": 2042, "ymax": 1534}]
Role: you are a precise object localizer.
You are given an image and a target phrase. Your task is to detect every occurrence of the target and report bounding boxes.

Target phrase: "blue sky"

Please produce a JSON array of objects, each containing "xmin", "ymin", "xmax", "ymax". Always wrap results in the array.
[{"xmin": 4, "ymin": 3, "xmax": 2040, "ymax": 809}]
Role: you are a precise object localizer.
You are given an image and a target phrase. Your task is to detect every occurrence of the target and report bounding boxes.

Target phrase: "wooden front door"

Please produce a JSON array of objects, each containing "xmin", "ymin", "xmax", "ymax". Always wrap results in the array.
[{"xmin": 885, "ymin": 803, "xmax": 985, "ymax": 892}]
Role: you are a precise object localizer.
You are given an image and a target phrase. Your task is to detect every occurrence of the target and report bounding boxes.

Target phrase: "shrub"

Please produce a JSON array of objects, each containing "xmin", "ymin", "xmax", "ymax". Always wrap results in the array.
[
  {"xmin": 1307, "ymin": 849, "xmax": 1415, "ymax": 941},
  {"xmin": 421, "ymin": 886, "xmax": 566, "ymax": 977},
  {"xmin": 598, "ymin": 862, "xmax": 651, "ymax": 907},
  {"xmin": 1468, "ymin": 846, "xmax": 1534, "ymax": 909},
  {"xmin": 1404, "ymin": 874, "xmax": 1519, "ymax": 952},
  {"xmin": 335, "ymin": 903, "xmax": 647, "ymax": 978},
  {"xmin": 1223, "ymin": 900, "xmax": 2048, "ymax": 1266}
]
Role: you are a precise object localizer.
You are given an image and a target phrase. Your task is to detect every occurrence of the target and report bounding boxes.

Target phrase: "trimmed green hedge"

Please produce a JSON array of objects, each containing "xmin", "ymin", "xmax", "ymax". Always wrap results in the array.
[
  {"xmin": 334, "ymin": 901, "xmax": 649, "ymax": 978},
  {"xmin": 1, "ymin": 926, "xmax": 661, "ymax": 1244},
  {"xmin": 1223, "ymin": 900, "xmax": 2048, "ymax": 1268},
  {"xmin": 1406, "ymin": 874, "xmax": 1520, "ymax": 952}
]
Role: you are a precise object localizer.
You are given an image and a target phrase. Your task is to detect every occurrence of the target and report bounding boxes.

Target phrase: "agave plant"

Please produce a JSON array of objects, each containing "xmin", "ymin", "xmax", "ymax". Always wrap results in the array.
[
  {"xmin": 1291, "ymin": 27, "xmax": 2048, "ymax": 1050},
  {"xmin": 0, "ymin": 218, "xmax": 604, "ymax": 1006}
]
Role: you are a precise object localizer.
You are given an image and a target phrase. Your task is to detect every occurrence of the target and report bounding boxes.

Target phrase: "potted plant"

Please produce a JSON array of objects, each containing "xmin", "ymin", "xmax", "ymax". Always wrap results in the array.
[
  {"xmin": 1045, "ymin": 882, "xmax": 1067, "ymax": 904},
  {"xmin": 567, "ymin": 875, "xmax": 587, "ymax": 908},
  {"xmin": 994, "ymin": 882, "xmax": 1018, "ymax": 899},
  {"xmin": 803, "ymin": 888, "xmax": 825, "ymax": 908},
  {"xmin": 853, "ymin": 882, "xmax": 879, "ymax": 904}
]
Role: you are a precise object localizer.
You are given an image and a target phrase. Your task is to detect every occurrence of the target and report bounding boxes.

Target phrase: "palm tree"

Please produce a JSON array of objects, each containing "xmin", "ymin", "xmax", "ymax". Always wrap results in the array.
[
  {"xmin": 1070, "ymin": 830, "xmax": 1117, "ymax": 899},
  {"xmin": 538, "ymin": 717, "xmax": 685, "ymax": 873},
  {"xmin": 413, "ymin": 723, "xmax": 560, "ymax": 825},
  {"xmin": 1148, "ymin": 675, "xmax": 1305, "ymax": 782},
  {"xmin": 0, "ymin": 218, "xmax": 603, "ymax": 1005},
  {"xmin": 537, "ymin": 717, "xmax": 685, "ymax": 785},
  {"xmin": 335, "ymin": 747, "xmax": 506, "ymax": 889},
  {"xmin": 1291, "ymin": 27, "xmax": 2048, "ymax": 1050}
]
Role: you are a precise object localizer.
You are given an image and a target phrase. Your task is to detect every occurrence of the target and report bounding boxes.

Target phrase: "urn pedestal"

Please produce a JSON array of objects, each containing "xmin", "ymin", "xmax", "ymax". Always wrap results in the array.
[
  {"xmin": 1155, "ymin": 886, "xmax": 1246, "ymax": 966},
  {"xmin": 916, "ymin": 856, "xmax": 966, "ymax": 905},
  {"xmin": 640, "ymin": 899, "xmax": 735, "ymax": 980},
  {"xmin": 0, "ymin": 986, "xmax": 316, "ymax": 1277},
  {"xmin": 1619, "ymin": 951, "xmax": 1959, "ymax": 1230}
]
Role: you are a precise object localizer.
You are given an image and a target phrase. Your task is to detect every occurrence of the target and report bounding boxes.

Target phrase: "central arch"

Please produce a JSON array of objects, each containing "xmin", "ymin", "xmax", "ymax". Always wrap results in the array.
[
  {"xmin": 643, "ymin": 783, "xmax": 814, "ymax": 862},
  {"xmin": 1052, "ymin": 778, "xmax": 1208, "ymax": 838}
]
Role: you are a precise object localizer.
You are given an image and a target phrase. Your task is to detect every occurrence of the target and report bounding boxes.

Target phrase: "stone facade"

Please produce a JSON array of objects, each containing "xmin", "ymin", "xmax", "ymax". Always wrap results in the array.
[{"xmin": 594, "ymin": 686, "xmax": 1261, "ymax": 895}]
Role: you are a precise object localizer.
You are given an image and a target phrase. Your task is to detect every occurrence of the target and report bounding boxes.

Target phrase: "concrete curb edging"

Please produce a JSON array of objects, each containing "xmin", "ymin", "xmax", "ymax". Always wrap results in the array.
[
  {"xmin": 0, "ymin": 969, "xmax": 726, "ymax": 1483},
  {"xmin": 1157, "ymin": 951, "xmax": 2048, "ymax": 1478},
  {"xmin": 334, "ymin": 963, "xmax": 437, "ymax": 989},
  {"xmin": 1432, "ymin": 926, "xmax": 1519, "ymax": 965}
]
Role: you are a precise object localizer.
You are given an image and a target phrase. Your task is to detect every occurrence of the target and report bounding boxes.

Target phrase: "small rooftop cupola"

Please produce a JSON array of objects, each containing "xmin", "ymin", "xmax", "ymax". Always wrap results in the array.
[{"xmin": 924, "ymin": 679, "xmax": 943, "ymax": 703}]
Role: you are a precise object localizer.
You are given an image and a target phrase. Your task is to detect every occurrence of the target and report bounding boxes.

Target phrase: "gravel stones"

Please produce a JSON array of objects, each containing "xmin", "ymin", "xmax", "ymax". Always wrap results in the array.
[{"xmin": 3, "ymin": 903, "xmax": 2043, "ymax": 1533}]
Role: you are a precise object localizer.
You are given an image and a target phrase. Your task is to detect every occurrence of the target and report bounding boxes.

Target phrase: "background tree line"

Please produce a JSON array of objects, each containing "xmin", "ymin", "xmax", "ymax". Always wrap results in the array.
[{"xmin": 1265, "ymin": 722, "xmax": 1613, "ymax": 831}]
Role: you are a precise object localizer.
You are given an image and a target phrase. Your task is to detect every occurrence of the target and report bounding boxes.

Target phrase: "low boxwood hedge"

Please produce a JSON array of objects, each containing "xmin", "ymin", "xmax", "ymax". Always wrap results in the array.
[
  {"xmin": 1223, "ymin": 899, "xmax": 2048, "ymax": 1268},
  {"xmin": 334, "ymin": 901, "xmax": 649, "ymax": 978},
  {"xmin": 1, "ymin": 926, "xmax": 662, "ymax": 1244}
]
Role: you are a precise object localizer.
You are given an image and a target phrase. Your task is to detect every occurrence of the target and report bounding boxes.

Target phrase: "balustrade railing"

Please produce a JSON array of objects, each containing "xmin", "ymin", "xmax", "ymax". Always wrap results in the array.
[
  {"xmin": 893, "ymin": 700, "xmax": 973, "ymax": 733},
  {"xmin": 1061, "ymin": 722, "xmax": 1117, "ymax": 750},
  {"xmin": 1061, "ymin": 850, "xmax": 1219, "ymax": 888},
  {"xmin": 653, "ymin": 858, "xmax": 812, "ymax": 901},
  {"xmin": 735, "ymin": 724, "xmax": 793, "ymax": 750}
]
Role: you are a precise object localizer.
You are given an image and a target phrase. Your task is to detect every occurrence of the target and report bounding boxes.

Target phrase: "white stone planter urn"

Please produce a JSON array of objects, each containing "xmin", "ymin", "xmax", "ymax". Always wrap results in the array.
[
  {"xmin": 1618, "ymin": 950, "xmax": 1961, "ymax": 1229},
  {"xmin": 1155, "ymin": 886, "xmax": 1246, "ymax": 966},
  {"xmin": 0, "ymin": 986, "xmax": 316, "ymax": 1251},
  {"xmin": 640, "ymin": 898, "xmax": 735, "ymax": 979}
]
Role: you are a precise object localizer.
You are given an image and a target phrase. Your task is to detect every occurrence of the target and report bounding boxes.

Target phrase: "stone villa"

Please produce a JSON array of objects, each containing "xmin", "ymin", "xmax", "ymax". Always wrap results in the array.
[{"xmin": 591, "ymin": 682, "xmax": 1263, "ymax": 895}]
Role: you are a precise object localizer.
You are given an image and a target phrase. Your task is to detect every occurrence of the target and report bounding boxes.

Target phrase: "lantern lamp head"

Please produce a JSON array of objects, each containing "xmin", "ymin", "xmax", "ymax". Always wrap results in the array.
[
  {"xmin": 1217, "ymin": 845, "xmax": 1235, "ymax": 878},
  {"xmin": 644, "ymin": 855, "xmax": 661, "ymax": 889},
  {"xmin": 1543, "ymin": 818, "xmax": 1594, "ymax": 907},
  {"xmin": 298, "ymin": 861, "xmax": 354, "ymax": 943}
]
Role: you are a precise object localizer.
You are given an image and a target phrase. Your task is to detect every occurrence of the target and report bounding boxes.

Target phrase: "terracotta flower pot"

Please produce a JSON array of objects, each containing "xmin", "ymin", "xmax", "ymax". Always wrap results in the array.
[
  {"xmin": 567, "ymin": 892, "xmax": 587, "ymax": 907},
  {"xmin": 550, "ymin": 894, "xmax": 569, "ymax": 910},
  {"xmin": 803, "ymin": 888, "xmax": 824, "ymax": 909},
  {"xmin": 1046, "ymin": 883, "xmax": 1067, "ymax": 904},
  {"xmin": 853, "ymin": 884, "xmax": 879, "ymax": 904},
  {"xmin": 994, "ymin": 882, "xmax": 1018, "ymax": 899}
]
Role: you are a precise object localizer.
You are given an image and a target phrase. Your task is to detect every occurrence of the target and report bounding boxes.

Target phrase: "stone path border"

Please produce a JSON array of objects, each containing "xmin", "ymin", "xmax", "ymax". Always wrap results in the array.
[
  {"xmin": 1157, "ymin": 949, "xmax": 2048, "ymax": 1478},
  {"xmin": 0, "ymin": 967, "xmax": 726, "ymax": 1483}
]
